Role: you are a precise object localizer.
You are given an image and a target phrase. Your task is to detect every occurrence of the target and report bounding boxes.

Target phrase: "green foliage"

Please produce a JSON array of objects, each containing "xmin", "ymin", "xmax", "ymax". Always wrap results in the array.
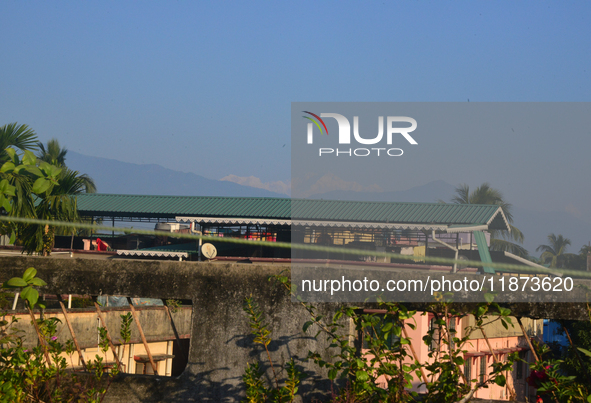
[
  {"xmin": 119, "ymin": 313, "xmax": 132, "ymax": 344},
  {"xmin": 528, "ymin": 343, "xmax": 591, "ymax": 402},
  {"xmin": 537, "ymin": 233, "xmax": 573, "ymax": 268},
  {"xmin": 0, "ymin": 124, "xmax": 97, "ymax": 254},
  {"xmin": 241, "ymin": 295, "xmax": 306, "ymax": 403},
  {"xmin": 0, "ymin": 267, "xmax": 119, "ymax": 402},
  {"xmin": 97, "ymin": 327, "xmax": 109, "ymax": 356},
  {"xmin": 2, "ymin": 267, "xmax": 47, "ymax": 309},
  {"xmin": 165, "ymin": 299, "xmax": 182, "ymax": 314},
  {"xmin": 448, "ymin": 183, "xmax": 528, "ymax": 257},
  {"xmin": 261, "ymin": 274, "xmax": 520, "ymax": 403}
]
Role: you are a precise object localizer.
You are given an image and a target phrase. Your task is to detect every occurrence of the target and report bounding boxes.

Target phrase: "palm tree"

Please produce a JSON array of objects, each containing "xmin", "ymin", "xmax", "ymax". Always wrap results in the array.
[
  {"xmin": 37, "ymin": 138, "xmax": 67, "ymax": 167},
  {"xmin": 20, "ymin": 168, "xmax": 91, "ymax": 254},
  {"xmin": 448, "ymin": 183, "xmax": 527, "ymax": 257},
  {"xmin": 0, "ymin": 125, "xmax": 96, "ymax": 254},
  {"xmin": 536, "ymin": 234, "xmax": 572, "ymax": 268},
  {"xmin": 0, "ymin": 123, "xmax": 40, "ymax": 239},
  {"xmin": 36, "ymin": 138, "xmax": 96, "ymax": 193}
]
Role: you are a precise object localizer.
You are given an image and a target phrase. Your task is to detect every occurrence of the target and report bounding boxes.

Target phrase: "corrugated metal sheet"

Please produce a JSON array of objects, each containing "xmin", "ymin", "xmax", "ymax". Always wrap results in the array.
[{"xmin": 76, "ymin": 194, "xmax": 509, "ymax": 230}]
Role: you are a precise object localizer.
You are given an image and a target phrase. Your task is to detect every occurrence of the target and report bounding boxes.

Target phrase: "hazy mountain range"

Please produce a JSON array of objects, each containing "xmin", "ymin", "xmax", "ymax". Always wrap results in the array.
[
  {"xmin": 67, "ymin": 151, "xmax": 590, "ymax": 256},
  {"xmin": 67, "ymin": 151, "xmax": 285, "ymax": 198}
]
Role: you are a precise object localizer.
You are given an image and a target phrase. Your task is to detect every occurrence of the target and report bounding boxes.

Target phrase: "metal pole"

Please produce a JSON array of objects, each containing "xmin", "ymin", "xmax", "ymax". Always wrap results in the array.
[
  {"xmin": 26, "ymin": 304, "xmax": 51, "ymax": 367},
  {"xmin": 164, "ymin": 305, "xmax": 187, "ymax": 362},
  {"xmin": 12, "ymin": 293, "xmax": 19, "ymax": 310},
  {"xmin": 57, "ymin": 295, "xmax": 87, "ymax": 369},
  {"xmin": 126, "ymin": 297, "xmax": 158, "ymax": 375},
  {"xmin": 517, "ymin": 317, "xmax": 539, "ymax": 362}
]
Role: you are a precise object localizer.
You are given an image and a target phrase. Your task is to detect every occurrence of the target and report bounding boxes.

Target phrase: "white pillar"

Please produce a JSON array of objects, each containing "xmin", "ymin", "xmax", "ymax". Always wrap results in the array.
[{"xmin": 165, "ymin": 341, "xmax": 173, "ymax": 376}]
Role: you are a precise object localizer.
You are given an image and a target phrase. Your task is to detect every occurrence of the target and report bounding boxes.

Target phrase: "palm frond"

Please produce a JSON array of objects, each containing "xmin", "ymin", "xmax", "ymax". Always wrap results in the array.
[
  {"xmin": 0, "ymin": 123, "xmax": 39, "ymax": 162},
  {"xmin": 451, "ymin": 184, "xmax": 470, "ymax": 205},
  {"xmin": 489, "ymin": 239, "xmax": 529, "ymax": 258}
]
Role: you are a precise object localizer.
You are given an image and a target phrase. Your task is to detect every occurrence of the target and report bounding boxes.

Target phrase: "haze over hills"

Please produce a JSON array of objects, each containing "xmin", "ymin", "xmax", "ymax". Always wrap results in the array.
[
  {"xmin": 307, "ymin": 180, "xmax": 457, "ymax": 203},
  {"xmin": 67, "ymin": 151, "xmax": 286, "ymax": 198},
  {"xmin": 68, "ymin": 151, "xmax": 590, "ymax": 257}
]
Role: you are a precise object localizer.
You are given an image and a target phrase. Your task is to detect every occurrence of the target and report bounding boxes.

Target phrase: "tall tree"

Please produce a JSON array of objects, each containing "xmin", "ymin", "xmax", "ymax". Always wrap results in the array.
[
  {"xmin": 36, "ymin": 138, "xmax": 67, "ymax": 167},
  {"xmin": 36, "ymin": 138, "xmax": 96, "ymax": 193},
  {"xmin": 19, "ymin": 167, "xmax": 88, "ymax": 255},
  {"xmin": 0, "ymin": 124, "xmax": 40, "ymax": 238},
  {"xmin": 536, "ymin": 233, "xmax": 572, "ymax": 268},
  {"xmin": 1, "ymin": 124, "xmax": 96, "ymax": 254},
  {"xmin": 449, "ymin": 183, "xmax": 527, "ymax": 257}
]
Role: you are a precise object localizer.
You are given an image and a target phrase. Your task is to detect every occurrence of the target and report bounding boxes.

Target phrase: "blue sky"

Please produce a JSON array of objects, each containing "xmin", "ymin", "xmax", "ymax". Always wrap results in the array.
[{"xmin": 1, "ymin": 1, "xmax": 590, "ymax": 213}]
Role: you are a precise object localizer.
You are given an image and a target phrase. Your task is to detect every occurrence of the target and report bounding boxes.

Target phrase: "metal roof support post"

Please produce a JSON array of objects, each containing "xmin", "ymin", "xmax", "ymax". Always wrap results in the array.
[
  {"xmin": 164, "ymin": 305, "xmax": 187, "ymax": 363},
  {"xmin": 432, "ymin": 230, "xmax": 459, "ymax": 273}
]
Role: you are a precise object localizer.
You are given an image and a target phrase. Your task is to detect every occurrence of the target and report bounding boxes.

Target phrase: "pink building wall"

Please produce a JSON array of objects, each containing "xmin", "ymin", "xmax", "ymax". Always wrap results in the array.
[{"xmin": 363, "ymin": 311, "xmax": 538, "ymax": 401}]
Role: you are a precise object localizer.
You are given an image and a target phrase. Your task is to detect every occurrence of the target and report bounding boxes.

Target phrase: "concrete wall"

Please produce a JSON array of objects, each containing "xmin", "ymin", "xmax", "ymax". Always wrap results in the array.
[{"xmin": 4, "ymin": 306, "xmax": 192, "ymax": 349}]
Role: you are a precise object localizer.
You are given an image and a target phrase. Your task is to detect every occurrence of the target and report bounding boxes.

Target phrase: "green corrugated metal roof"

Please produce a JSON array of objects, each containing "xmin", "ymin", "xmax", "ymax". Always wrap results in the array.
[
  {"xmin": 77, "ymin": 194, "xmax": 290, "ymax": 218},
  {"xmin": 76, "ymin": 193, "xmax": 509, "ymax": 230}
]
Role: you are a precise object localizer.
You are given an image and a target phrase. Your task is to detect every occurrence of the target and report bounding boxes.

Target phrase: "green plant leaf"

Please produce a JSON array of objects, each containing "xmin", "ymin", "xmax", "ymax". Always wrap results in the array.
[
  {"xmin": 5, "ymin": 147, "xmax": 16, "ymax": 160},
  {"xmin": 355, "ymin": 370, "xmax": 369, "ymax": 382},
  {"xmin": 494, "ymin": 374, "xmax": 506, "ymax": 386},
  {"xmin": 578, "ymin": 348, "xmax": 591, "ymax": 358},
  {"xmin": 29, "ymin": 278, "xmax": 47, "ymax": 287},
  {"xmin": 26, "ymin": 287, "xmax": 39, "ymax": 307},
  {"xmin": 23, "ymin": 267, "xmax": 37, "ymax": 282},
  {"xmin": 20, "ymin": 285, "xmax": 32, "ymax": 299},
  {"xmin": 484, "ymin": 293, "xmax": 495, "ymax": 303},
  {"xmin": 23, "ymin": 165, "xmax": 43, "ymax": 177},
  {"xmin": 1, "ymin": 196, "xmax": 11, "ymax": 212},
  {"xmin": 0, "ymin": 161, "xmax": 15, "ymax": 173},
  {"xmin": 32, "ymin": 178, "xmax": 51, "ymax": 194},
  {"xmin": 328, "ymin": 368, "xmax": 338, "ymax": 380},
  {"xmin": 6, "ymin": 277, "xmax": 28, "ymax": 287},
  {"xmin": 476, "ymin": 305, "xmax": 487, "ymax": 317},
  {"xmin": 22, "ymin": 150, "xmax": 37, "ymax": 165}
]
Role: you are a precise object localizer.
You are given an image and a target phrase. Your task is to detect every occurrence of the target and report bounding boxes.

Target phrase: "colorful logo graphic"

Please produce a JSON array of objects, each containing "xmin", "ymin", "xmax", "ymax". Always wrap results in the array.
[{"xmin": 302, "ymin": 111, "xmax": 329, "ymax": 136}]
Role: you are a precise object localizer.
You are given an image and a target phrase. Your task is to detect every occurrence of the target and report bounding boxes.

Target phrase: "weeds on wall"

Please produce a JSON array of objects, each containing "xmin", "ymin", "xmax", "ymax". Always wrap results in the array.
[
  {"xmin": 241, "ymin": 274, "xmax": 591, "ymax": 403},
  {"xmin": 0, "ymin": 268, "xmax": 122, "ymax": 403}
]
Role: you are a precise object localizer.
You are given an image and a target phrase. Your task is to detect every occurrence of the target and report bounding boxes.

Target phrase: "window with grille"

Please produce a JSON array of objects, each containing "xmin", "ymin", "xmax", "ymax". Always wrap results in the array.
[
  {"xmin": 429, "ymin": 317, "xmax": 440, "ymax": 351},
  {"xmin": 449, "ymin": 317, "xmax": 456, "ymax": 350},
  {"xmin": 480, "ymin": 356, "xmax": 486, "ymax": 383},
  {"xmin": 464, "ymin": 358, "xmax": 471, "ymax": 385},
  {"xmin": 516, "ymin": 350, "xmax": 527, "ymax": 379},
  {"xmin": 362, "ymin": 314, "xmax": 400, "ymax": 350}
]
